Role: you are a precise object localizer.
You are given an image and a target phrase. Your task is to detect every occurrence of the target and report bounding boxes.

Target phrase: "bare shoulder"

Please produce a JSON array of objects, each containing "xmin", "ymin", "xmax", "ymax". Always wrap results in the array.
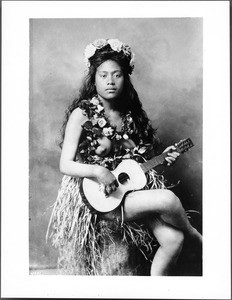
[
  {"xmin": 68, "ymin": 107, "xmax": 88, "ymax": 125},
  {"xmin": 64, "ymin": 107, "xmax": 89, "ymax": 141}
]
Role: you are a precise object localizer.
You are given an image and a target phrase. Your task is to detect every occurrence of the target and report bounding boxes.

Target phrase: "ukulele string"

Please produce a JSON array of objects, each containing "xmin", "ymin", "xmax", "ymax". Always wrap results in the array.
[
  {"xmin": 115, "ymin": 140, "xmax": 192, "ymax": 184},
  {"xmin": 118, "ymin": 173, "xmax": 129, "ymax": 184}
]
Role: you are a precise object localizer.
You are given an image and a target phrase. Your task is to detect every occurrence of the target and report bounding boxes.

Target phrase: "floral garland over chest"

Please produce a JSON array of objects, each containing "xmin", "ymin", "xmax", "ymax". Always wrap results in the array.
[{"xmin": 78, "ymin": 96, "xmax": 138, "ymax": 168}]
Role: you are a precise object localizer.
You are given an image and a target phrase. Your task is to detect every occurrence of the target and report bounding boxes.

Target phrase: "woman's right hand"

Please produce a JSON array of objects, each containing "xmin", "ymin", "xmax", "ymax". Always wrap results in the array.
[{"xmin": 93, "ymin": 165, "xmax": 119, "ymax": 197}]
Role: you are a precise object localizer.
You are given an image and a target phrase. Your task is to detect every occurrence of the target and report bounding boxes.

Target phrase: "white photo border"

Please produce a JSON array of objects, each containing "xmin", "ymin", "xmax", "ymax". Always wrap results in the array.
[{"xmin": 2, "ymin": 1, "xmax": 230, "ymax": 299}]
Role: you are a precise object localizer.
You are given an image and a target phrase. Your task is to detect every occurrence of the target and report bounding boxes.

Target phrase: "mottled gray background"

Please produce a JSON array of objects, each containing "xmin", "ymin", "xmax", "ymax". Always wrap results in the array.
[{"xmin": 29, "ymin": 18, "xmax": 202, "ymax": 270}]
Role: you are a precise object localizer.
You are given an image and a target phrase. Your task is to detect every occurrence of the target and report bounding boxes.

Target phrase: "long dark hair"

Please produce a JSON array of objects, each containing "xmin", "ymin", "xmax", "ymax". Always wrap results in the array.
[{"xmin": 59, "ymin": 44, "xmax": 159, "ymax": 151}]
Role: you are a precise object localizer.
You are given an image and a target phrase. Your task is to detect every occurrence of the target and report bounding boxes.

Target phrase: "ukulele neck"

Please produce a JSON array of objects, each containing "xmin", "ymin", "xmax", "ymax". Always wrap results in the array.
[
  {"xmin": 140, "ymin": 153, "xmax": 168, "ymax": 173},
  {"xmin": 138, "ymin": 138, "xmax": 193, "ymax": 174}
]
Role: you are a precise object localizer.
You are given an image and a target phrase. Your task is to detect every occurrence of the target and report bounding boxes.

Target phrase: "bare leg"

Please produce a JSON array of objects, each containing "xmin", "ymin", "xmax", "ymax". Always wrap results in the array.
[
  {"xmin": 123, "ymin": 189, "xmax": 202, "ymax": 244},
  {"xmin": 102, "ymin": 189, "xmax": 202, "ymax": 275},
  {"xmin": 146, "ymin": 217, "xmax": 184, "ymax": 275}
]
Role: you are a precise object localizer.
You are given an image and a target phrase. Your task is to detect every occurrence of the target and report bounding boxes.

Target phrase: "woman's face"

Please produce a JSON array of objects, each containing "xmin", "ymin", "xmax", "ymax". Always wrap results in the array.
[{"xmin": 95, "ymin": 60, "xmax": 124, "ymax": 101}]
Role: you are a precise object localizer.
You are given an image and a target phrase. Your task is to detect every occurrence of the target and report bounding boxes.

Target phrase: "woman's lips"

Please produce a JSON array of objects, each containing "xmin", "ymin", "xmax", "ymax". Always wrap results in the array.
[{"xmin": 106, "ymin": 88, "xmax": 116, "ymax": 91}]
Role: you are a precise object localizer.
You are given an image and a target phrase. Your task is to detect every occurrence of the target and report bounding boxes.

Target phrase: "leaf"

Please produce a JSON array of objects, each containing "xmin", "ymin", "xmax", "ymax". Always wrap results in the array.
[
  {"xmin": 138, "ymin": 146, "xmax": 147, "ymax": 154},
  {"xmin": 92, "ymin": 127, "xmax": 102, "ymax": 136},
  {"xmin": 82, "ymin": 121, "xmax": 93, "ymax": 130}
]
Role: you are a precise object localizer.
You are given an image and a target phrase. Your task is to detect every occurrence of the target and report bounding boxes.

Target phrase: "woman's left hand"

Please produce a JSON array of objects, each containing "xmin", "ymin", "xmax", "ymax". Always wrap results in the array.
[{"xmin": 163, "ymin": 145, "xmax": 180, "ymax": 166}]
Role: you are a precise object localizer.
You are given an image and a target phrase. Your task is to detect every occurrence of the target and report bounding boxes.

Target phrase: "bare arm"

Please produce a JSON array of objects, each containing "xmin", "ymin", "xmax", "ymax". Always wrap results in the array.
[
  {"xmin": 59, "ymin": 108, "xmax": 117, "ymax": 189},
  {"xmin": 59, "ymin": 107, "xmax": 97, "ymax": 177}
]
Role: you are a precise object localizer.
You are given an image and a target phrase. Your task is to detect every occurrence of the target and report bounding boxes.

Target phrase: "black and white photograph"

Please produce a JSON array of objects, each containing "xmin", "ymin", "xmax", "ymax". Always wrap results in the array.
[
  {"xmin": 30, "ymin": 18, "xmax": 203, "ymax": 277},
  {"xmin": 2, "ymin": 1, "xmax": 230, "ymax": 299}
]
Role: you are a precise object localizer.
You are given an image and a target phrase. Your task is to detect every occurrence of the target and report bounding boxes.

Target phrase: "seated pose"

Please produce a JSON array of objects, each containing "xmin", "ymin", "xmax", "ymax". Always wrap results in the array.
[{"xmin": 47, "ymin": 38, "xmax": 202, "ymax": 276}]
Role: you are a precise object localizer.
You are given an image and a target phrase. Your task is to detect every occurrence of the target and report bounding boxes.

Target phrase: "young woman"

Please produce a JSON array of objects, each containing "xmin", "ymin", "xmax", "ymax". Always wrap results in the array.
[{"xmin": 47, "ymin": 38, "xmax": 202, "ymax": 276}]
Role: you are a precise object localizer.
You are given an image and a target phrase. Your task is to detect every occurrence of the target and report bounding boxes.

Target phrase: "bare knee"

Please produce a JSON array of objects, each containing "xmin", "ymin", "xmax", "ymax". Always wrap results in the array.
[
  {"xmin": 157, "ymin": 190, "xmax": 182, "ymax": 214},
  {"xmin": 160, "ymin": 229, "xmax": 184, "ymax": 254},
  {"xmin": 147, "ymin": 216, "xmax": 184, "ymax": 254}
]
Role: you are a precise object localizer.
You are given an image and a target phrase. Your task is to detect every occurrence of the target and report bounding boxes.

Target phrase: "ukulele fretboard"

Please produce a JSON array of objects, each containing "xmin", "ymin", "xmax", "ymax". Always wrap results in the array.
[{"xmin": 140, "ymin": 153, "xmax": 167, "ymax": 173}]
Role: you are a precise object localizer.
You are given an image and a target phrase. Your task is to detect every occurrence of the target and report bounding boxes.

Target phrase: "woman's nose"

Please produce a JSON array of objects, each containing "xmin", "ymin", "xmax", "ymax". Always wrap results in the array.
[{"xmin": 107, "ymin": 76, "xmax": 115, "ymax": 85}]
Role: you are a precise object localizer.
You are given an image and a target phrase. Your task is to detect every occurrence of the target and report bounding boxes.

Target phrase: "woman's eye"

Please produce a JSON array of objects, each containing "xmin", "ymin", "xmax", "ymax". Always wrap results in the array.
[{"xmin": 99, "ymin": 73, "xmax": 107, "ymax": 78}]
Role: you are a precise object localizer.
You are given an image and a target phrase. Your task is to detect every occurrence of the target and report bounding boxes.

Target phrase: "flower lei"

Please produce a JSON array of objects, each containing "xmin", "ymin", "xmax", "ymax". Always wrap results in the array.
[
  {"xmin": 84, "ymin": 39, "xmax": 135, "ymax": 73},
  {"xmin": 78, "ymin": 96, "xmax": 146, "ymax": 169},
  {"xmin": 79, "ymin": 96, "xmax": 132, "ymax": 148},
  {"xmin": 78, "ymin": 95, "xmax": 157, "ymax": 171}
]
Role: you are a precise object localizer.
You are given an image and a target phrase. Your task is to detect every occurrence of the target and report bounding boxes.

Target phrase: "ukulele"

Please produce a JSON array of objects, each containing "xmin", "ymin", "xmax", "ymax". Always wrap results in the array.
[{"xmin": 80, "ymin": 138, "xmax": 194, "ymax": 213}]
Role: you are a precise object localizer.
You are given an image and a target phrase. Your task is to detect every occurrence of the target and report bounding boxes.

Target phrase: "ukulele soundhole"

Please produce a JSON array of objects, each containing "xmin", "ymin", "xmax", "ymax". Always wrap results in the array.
[{"xmin": 118, "ymin": 172, "xmax": 130, "ymax": 185}]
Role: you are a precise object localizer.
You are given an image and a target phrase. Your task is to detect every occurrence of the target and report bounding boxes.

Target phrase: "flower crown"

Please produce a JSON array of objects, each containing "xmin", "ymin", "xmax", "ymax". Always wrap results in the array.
[{"xmin": 84, "ymin": 38, "xmax": 135, "ymax": 73}]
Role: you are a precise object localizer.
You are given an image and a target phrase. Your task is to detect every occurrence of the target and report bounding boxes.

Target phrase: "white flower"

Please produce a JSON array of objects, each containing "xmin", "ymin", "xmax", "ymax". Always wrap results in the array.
[
  {"xmin": 92, "ymin": 114, "xmax": 98, "ymax": 125},
  {"xmin": 129, "ymin": 52, "xmax": 135, "ymax": 67},
  {"xmin": 92, "ymin": 39, "xmax": 107, "ymax": 49},
  {"xmin": 84, "ymin": 39, "xmax": 135, "ymax": 73},
  {"xmin": 98, "ymin": 118, "xmax": 107, "ymax": 128},
  {"xmin": 84, "ymin": 43, "xmax": 96, "ymax": 59},
  {"xmin": 115, "ymin": 134, "xmax": 122, "ymax": 140},
  {"xmin": 108, "ymin": 39, "xmax": 123, "ymax": 52},
  {"xmin": 103, "ymin": 127, "xmax": 114, "ymax": 136},
  {"xmin": 84, "ymin": 58, "xmax": 91, "ymax": 68},
  {"xmin": 96, "ymin": 104, "xmax": 104, "ymax": 113},
  {"xmin": 90, "ymin": 97, "xmax": 99, "ymax": 106},
  {"xmin": 123, "ymin": 45, "xmax": 131, "ymax": 56},
  {"xmin": 93, "ymin": 155, "xmax": 102, "ymax": 161},
  {"xmin": 126, "ymin": 115, "xmax": 133, "ymax": 123},
  {"xmin": 123, "ymin": 134, "xmax": 129, "ymax": 140}
]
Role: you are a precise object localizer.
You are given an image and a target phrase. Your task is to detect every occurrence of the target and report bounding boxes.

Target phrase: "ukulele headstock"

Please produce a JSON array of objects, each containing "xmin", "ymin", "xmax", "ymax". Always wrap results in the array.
[{"xmin": 176, "ymin": 138, "xmax": 194, "ymax": 153}]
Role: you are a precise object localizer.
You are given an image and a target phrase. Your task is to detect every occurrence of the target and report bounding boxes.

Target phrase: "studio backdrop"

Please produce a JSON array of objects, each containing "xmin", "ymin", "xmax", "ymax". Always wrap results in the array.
[{"xmin": 29, "ymin": 18, "xmax": 202, "ymax": 270}]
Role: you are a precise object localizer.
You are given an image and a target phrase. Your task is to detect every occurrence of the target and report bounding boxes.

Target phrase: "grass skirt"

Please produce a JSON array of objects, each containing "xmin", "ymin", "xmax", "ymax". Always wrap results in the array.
[{"xmin": 46, "ymin": 169, "xmax": 166, "ymax": 275}]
